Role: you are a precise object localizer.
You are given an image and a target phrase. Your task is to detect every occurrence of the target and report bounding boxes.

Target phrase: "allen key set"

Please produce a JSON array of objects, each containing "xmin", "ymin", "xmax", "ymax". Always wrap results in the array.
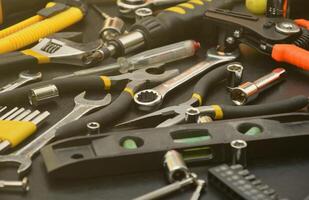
[{"xmin": 0, "ymin": 0, "xmax": 308, "ymax": 199}]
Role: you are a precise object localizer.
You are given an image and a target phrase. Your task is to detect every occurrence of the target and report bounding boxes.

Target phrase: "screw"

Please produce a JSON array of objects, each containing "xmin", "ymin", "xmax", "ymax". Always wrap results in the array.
[
  {"xmin": 233, "ymin": 30, "xmax": 241, "ymax": 38},
  {"xmin": 0, "ymin": 177, "xmax": 30, "ymax": 192}
]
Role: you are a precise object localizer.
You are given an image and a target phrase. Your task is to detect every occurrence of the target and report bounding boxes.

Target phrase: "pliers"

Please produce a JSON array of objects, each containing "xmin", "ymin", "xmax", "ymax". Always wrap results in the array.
[
  {"xmin": 0, "ymin": 0, "xmax": 86, "ymax": 54},
  {"xmin": 117, "ymin": 65, "xmax": 309, "ymax": 128},
  {"xmin": 6, "ymin": 66, "xmax": 177, "ymax": 140},
  {"xmin": 204, "ymin": 9, "xmax": 309, "ymax": 70}
]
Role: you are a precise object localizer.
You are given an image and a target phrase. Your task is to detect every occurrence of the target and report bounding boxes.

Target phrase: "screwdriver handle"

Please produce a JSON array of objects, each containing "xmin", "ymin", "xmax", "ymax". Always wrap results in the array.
[{"xmin": 130, "ymin": 0, "xmax": 241, "ymax": 48}]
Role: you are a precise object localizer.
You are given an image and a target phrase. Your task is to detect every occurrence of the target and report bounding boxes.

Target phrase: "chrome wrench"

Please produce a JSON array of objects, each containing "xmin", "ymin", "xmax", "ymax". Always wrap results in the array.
[
  {"xmin": 134, "ymin": 48, "xmax": 239, "ymax": 111},
  {"xmin": 0, "ymin": 71, "xmax": 42, "ymax": 93},
  {"xmin": 0, "ymin": 91, "xmax": 112, "ymax": 175}
]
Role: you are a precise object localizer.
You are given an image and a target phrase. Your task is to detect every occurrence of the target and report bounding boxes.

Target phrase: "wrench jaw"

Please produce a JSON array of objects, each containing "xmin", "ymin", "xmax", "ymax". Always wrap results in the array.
[
  {"xmin": 0, "ymin": 155, "xmax": 31, "ymax": 176},
  {"xmin": 134, "ymin": 89, "xmax": 163, "ymax": 111},
  {"xmin": 74, "ymin": 92, "xmax": 112, "ymax": 107}
]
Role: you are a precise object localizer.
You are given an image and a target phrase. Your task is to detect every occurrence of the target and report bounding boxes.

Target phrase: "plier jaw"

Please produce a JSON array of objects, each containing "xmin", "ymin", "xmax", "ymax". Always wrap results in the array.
[{"xmin": 205, "ymin": 9, "xmax": 309, "ymax": 70}]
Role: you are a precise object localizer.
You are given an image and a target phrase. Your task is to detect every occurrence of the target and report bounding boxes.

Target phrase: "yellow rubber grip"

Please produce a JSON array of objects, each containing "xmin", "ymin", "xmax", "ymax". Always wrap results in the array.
[
  {"xmin": 0, "ymin": 4, "xmax": 84, "ymax": 54},
  {"xmin": 0, "ymin": 2, "xmax": 55, "ymax": 39},
  {"xmin": 0, "ymin": 120, "xmax": 37, "ymax": 147}
]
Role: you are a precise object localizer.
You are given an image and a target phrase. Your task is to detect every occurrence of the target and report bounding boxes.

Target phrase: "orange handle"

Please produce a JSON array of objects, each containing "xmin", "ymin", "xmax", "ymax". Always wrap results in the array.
[
  {"xmin": 272, "ymin": 44, "xmax": 309, "ymax": 70},
  {"xmin": 295, "ymin": 19, "xmax": 309, "ymax": 30}
]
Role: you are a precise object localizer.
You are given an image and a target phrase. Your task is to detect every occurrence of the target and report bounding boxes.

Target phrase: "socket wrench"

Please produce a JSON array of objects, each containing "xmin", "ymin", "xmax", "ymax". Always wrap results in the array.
[
  {"xmin": 134, "ymin": 48, "xmax": 238, "ymax": 111},
  {"xmin": 230, "ymin": 68, "xmax": 286, "ymax": 105}
]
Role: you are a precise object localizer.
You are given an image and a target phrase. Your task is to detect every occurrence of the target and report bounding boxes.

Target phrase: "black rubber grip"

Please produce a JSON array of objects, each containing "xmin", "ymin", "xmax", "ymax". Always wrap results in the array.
[
  {"xmin": 0, "ymin": 75, "xmax": 108, "ymax": 106},
  {"xmin": 2, "ymin": 0, "xmax": 47, "ymax": 22},
  {"xmin": 130, "ymin": 0, "xmax": 241, "ymax": 49},
  {"xmin": 221, "ymin": 96, "xmax": 309, "ymax": 119},
  {"xmin": 193, "ymin": 65, "xmax": 228, "ymax": 104},
  {"xmin": 54, "ymin": 91, "xmax": 133, "ymax": 140},
  {"xmin": 0, "ymin": 52, "xmax": 38, "ymax": 69}
]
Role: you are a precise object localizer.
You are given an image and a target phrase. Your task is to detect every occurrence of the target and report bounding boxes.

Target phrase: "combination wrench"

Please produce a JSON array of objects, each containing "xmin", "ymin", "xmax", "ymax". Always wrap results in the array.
[
  {"xmin": 0, "ymin": 91, "xmax": 112, "ymax": 175},
  {"xmin": 0, "ymin": 71, "xmax": 42, "ymax": 93},
  {"xmin": 134, "ymin": 48, "xmax": 239, "ymax": 111}
]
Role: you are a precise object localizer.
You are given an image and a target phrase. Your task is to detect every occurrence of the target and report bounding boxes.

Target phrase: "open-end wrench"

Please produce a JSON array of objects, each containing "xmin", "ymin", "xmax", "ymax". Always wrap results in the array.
[
  {"xmin": 0, "ymin": 91, "xmax": 112, "ymax": 176},
  {"xmin": 0, "ymin": 71, "xmax": 42, "ymax": 93},
  {"xmin": 134, "ymin": 48, "xmax": 239, "ymax": 111}
]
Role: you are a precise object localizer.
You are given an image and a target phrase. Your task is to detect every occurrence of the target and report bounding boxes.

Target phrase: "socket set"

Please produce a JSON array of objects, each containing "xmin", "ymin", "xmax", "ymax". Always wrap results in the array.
[{"xmin": 208, "ymin": 164, "xmax": 286, "ymax": 200}]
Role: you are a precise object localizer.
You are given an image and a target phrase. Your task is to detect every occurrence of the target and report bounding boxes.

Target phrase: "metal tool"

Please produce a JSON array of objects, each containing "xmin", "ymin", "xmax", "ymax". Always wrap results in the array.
[
  {"xmin": 55, "ymin": 40, "xmax": 199, "ymax": 79},
  {"xmin": 230, "ymin": 139, "xmax": 247, "ymax": 167},
  {"xmin": 117, "ymin": 0, "xmax": 187, "ymax": 18},
  {"xmin": 133, "ymin": 48, "xmax": 238, "ymax": 111},
  {"xmin": 230, "ymin": 68, "xmax": 286, "ymax": 105},
  {"xmin": 92, "ymin": 4, "xmax": 126, "ymax": 43},
  {"xmin": 86, "ymin": 0, "xmax": 241, "ymax": 65},
  {"xmin": 41, "ymin": 112, "xmax": 309, "ymax": 178},
  {"xmin": 87, "ymin": 122, "xmax": 100, "ymax": 135},
  {"xmin": 28, "ymin": 84, "xmax": 59, "ymax": 106},
  {"xmin": 135, "ymin": 8, "xmax": 153, "ymax": 22},
  {"xmin": 266, "ymin": 0, "xmax": 286, "ymax": 17},
  {"xmin": 134, "ymin": 173, "xmax": 198, "ymax": 200},
  {"xmin": 190, "ymin": 179, "xmax": 206, "ymax": 200},
  {"xmin": 0, "ymin": 71, "xmax": 42, "ymax": 93},
  {"xmin": 0, "ymin": 177, "xmax": 30, "ymax": 192},
  {"xmin": 0, "ymin": 92, "xmax": 112, "ymax": 175},
  {"xmin": 0, "ymin": 33, "xmax": 103, "ymax": 69},
  {"xmin": 164, "ymin": 150, "xmax": 190, "ymax": 183},
  {"xmin": 208, "ymin": 164, "xmax": 286, "ymax": 200},
  {"xmin": 118, "ymin": 64, "xmax": 306, "ymax": 129},
  {"xmin": 226, "ymin": 63, "xmax": 243, "ymax": 90},
  {"xmin": 204, "ymin": 9, "xmax": 309, "ymax": 70},
  {"xmin": 0, "ymin": 1, "xmax": 85, "ymax": 54},
  {"xmin": 0, "ymin": 107, "xmax": 50, "ymax": 152}
]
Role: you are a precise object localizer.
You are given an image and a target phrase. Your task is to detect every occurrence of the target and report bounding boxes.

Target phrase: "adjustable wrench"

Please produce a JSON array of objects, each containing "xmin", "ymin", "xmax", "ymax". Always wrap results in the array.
[
  {"xmin": 0, "ymin": 91, "xmax": 112, "ymax": 175},
  {"xmin": 0, "ymin": 71, "xmax": 42, "ymax": 93},
  {"xmin": 134, "ymin": 48, "xmax": 239, "ymax": 111}
]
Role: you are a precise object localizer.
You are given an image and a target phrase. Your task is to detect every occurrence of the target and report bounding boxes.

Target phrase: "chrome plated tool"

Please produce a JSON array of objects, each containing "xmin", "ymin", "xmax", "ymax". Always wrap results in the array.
[
  {"xmin": 133, "ymin": 48, "xmax": 238, "ymax": 111},
  {"xmin": 0, "ymin": 92, "xmax": 111, "ymax": 175},
  {"xmin": 0, "ymin": 71, "xmax": 42, "ymax": 93}
]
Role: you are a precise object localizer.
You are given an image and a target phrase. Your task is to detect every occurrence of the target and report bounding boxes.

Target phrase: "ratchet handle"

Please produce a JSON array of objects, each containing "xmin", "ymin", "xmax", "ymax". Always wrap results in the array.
[
  {"xmin": 272, "ymin": 44, "xmax": 309, "ymax": 70},
  {"xmin": 294, "ymin": 19, "xmax": 309, "ymax": 30},
  {"xmin": 219, "ymin": 96, "xmax": 308, "ymax": 119},
  {"xmin": 54, "ymin": 91, "xmax": 134, "ymax": 140},
  {"xmin": 192, "ymin": 64, "xmax": 227, "ymax": 106},
  {"xmin": 0, "ymin": 51, "xmax": 38, "ymax": 69},
  {"xmin": 131, "ymin": 0, "xmax": 240, "ymax": 48}
]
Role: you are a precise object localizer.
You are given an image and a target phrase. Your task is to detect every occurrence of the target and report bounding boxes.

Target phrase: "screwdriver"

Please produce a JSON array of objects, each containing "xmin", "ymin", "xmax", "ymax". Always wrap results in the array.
[
  {"xmin": 84, "ymin": 0, "xmax": 242, "ymax": 65},
  {"xmin": 56, "ymin": 40, "xmax": 200, "ymax": 79}
]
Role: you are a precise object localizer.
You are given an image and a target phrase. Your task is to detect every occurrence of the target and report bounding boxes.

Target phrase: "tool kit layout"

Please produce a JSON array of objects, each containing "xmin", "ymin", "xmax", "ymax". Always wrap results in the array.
[{"xmin": 0, "ymin": 0, "xmax": 308, "ymax": 199}]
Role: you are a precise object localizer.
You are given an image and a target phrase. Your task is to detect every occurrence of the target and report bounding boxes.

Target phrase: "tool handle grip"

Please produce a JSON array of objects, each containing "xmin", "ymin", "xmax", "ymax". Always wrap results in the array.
[
  {"xmin": 192, "ymin": 64, "xmax": 227, "ymax": 105},
  {"xmin": 0, "ymin": 51, "xmax": 38, "ymax": 69},
  {"xmin": 295, "ymin": 19, "xmax": 309, "ymax": 30},
  {"xmin": 272, "ymin": 44, "xmax": 309, "ymax": 71},
  {"xmin": 54, "ymin": 91, "xmax": 133, "ymax": 140},
  {"xmin": 131, "ymin": 0, "xmax": 240, "ymax": 48},
  {"xmin": 0, "ymin": 2, "xmax": 55, "ymax": 39},
  {"xmin": 0, "ymin": 4, "xmax": 84, "ymax": 54},
  {"xmin": 221, "ymin": 96, "xmax": 308, "ymax": 119}
]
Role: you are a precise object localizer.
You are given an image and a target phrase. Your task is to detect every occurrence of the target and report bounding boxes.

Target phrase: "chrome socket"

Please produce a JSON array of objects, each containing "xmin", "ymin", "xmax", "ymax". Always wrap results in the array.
[
  {"xmin": 230, "ymin": 68, "xmax": 286, "ymax": 105},
  {"xmin": 28, "ymin": 84, "xmax": 59, "ymax": 106},
  {"xmin": 226, "ymin": 63, "xmax": 244, "ymax": 90},
  {"xmin": 163, "ymin": 150, "xmax": 190, "ymax": 183}
]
